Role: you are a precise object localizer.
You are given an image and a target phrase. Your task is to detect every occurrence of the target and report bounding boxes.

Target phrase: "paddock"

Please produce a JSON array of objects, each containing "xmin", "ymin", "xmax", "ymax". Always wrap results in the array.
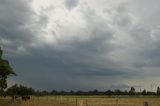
[{"xmin": 1, "ymin": 96, "xmax": 160, "ymax": 106}]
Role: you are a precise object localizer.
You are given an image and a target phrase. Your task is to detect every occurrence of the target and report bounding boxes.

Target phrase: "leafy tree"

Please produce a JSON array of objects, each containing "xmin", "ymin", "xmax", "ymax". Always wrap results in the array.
[
  {"xmin": 51, "ymin": 90, "xmax": 58, "ymax": 95},
  {"xmin": 129, "ymin": 87, "xmax": 136, "ymax": 95},
  {"xmin": 92, "ymin": 89, "xmax": 99, "ymax": 95},
  {"xmin": 114, "ymin": 89, "xmax": 122, "ymax": 95},
  {"xmin": 0, "ymin": 47, "xmax": 16, "ymax": 95},
  {"xmin": 142, "ymin": 89, "xmax": 147, "ymax": 96},
  {"xmin": 5, "ymin": 84, "xmax": 18, "ymax": 95},
  {"xmin": 105, "ymin": 90, "xmax": 113, "ymax": 96},
  {"xmin": 146, "ymin": 91, "xmax": 156, "ymax": 95},
  {"xmin": 6, "ymin": 84, "xmax": 35, "ymax": 96}
]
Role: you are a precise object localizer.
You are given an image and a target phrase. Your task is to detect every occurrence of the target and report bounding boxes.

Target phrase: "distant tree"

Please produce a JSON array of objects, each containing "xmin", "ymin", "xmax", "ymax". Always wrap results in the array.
[
  {"xmin": 123, "ymin": 90, "xmax": 129, "ymax": 95},
  {"xmin": 5, "ymin": 84, "xmax": 18, "ymax": 95},
  {"xmin": 0, "ymin": 47, "xmax": 16, "ymax": 95},
  {"xmin": 146, "ymin": 91, "xmax": 156, "ymax": 95},
  {"xmin": 105, "ymin": 90, "xmax": 113, "ymax": 96},
  {"xmin": 40, "ymin": 90, "xmax": 50, "ymax": 96},
  {"xmin": 157, "ymin": 86, "xmax": 160, "ymax": 95},
  {"xmin": 69, "ymin": 90, "xmax": 75, "ymax": 95},
  {"xmin": 51, "ymin": 90, "xmax": 58, "ymax": 95},
  {"xmin": 114, "ymin": 89, "xmax": 122, "ymax": 95},
  {"xmin": 6, "ymin": 84, "xmax": 35, "ymax": 96},
  {"xmin": 129, "ymin": 87, "xmax": 136, "ymax": 95},
  {"xmin": 76, "ymin": 91, "xmax": 84, "ymax": 95},
  {"xmin": 142, "ymin": 89, "xmax": 147, "ymax": 96},
  {"xmin": 92, "ymin": 89, "xmax": 99, "ymax": 95}
]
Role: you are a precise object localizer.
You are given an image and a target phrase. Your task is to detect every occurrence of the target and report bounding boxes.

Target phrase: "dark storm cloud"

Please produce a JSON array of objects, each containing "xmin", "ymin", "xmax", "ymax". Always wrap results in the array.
[
  {"xmin": 0, "ymin": 0, "xmax": 139, "ymax": 90},
  {"xmin": 1, "ymin": 0, "xmax": 160, "ymax": 91},
  {"xmin": 5, "ymin": 4, "xmax": 129, "ymax": 89},
  {"xmin": 7, "ymin": 29, "xmax": 125, "ymax": 90},
  {"xmin": 0, "ymin": 0, "xmax": 34, "ymax": 38},
  {"xmin": 110, "ymin": 84, "xmax": 130, "ymax": 90},
  {"xmin": 0, "ymin": 0, "xmax": 48, "ymax": 55}
]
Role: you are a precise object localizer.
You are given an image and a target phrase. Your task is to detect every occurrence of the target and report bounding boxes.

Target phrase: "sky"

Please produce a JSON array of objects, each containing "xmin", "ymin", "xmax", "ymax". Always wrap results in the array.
[{"xmin": 0, "ymin": 0, "xmax": 160, "ymax": 91}]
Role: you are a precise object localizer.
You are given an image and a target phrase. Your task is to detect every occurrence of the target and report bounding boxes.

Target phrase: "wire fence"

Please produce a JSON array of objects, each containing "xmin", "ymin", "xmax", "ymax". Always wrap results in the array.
[{"xmin": 45, "ymin": 96, "xmax": 160, "ymax": 106}]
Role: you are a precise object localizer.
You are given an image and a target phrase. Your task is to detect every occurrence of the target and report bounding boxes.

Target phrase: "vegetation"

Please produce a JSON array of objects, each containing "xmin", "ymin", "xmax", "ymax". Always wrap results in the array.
[
  {"xmin": 157, "ymin": 86, "xmax": 160, "ymax": 95},
  {"xmin": 3, "ymin": 84, "xmax": 160, "ymax": 97},
  {"xmin": 1, "ymin": 96, "xmax": 160, "ymax": 106},
  {"xmin": 5, "ymin": 84, "xmax": 35, "ymax": 96},
  {"xmin": 0, "ymin": 47, "xmax": 16, "ymax": 95}
]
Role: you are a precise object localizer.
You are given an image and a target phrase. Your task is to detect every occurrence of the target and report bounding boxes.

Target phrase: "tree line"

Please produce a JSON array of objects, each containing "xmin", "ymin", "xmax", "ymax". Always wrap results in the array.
[{"xmin": 3, "ymin": 84, "xmax": 160, "ymax": 96}]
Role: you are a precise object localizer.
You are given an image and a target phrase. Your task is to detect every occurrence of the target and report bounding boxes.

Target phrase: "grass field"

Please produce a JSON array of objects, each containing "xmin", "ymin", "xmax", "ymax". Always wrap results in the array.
[{"xmin": 0, "ymin": 96, "xmax": 160, "ymax": 106}]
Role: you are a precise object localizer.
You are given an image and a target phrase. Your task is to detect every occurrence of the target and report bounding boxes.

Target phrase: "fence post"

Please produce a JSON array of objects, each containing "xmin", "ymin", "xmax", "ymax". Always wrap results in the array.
[
  {"xmin": 60, "ymin": 96, "xmax": 63, "ymax": 104},
  {"xmin": 116, "ymin": 99, "xmax": 118, "ymax": 106},
  {"xmin": 85, "ymin": 99, "xmax": 88, "ymax": 106},
  {"xmin": 79, "ymin": 100, "xmax": 83, "ymax": 106},
  {"xmin": 76, "ymin": 98, "xmax": 78, "ymax": 106}
]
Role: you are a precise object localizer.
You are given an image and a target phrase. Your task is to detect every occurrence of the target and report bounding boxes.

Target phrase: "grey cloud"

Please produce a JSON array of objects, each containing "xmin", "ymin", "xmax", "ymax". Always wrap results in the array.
[
  {"xmin": 2, "ymin": 1, "xmax": 137, "ymax": 90},
  {"xmin": 0, "ymin": 0, "xmax": 48, "ymax": 55},
  {"xmin": 124, "ymin": 24, "xmax": 160, "ymax": 68},
  {"xmin": 65, "ymin": 0, "xmax": 79, "ymax": 10},
  {"xmin": 0, "ymin": 0, "xmax": 33, "ymax": 51},
  {"xmin": 110, "ymin": 84, "xmax": 130, "ymax": 90},
  {"xmin": 106, "ymin": 2, "xmax": 160, "ymax": 70},
  {"xmin": 36, "ymin": 6, "xmax": 54, "ymax": 28},
  {"xmin": 111, "ymin": 3, "xmax": 134, "ymax": 29},
  {"xmin": 6, "ymin": 18, "xmax": 126, "ymax": 90},
  {"xmin": 1, "ymin": 0, "xmax": 160, "ymax": 91},
  {"xmin": 129, "ymin": 0, "xmax": 160, "ymax": 27}
]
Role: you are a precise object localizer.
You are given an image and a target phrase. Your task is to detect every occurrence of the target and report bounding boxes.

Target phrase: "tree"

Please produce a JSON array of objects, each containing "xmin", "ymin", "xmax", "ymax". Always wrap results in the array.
[
  {"xmin": 114, "ymin": 89, "xmax": 122, "ymax": 95},
  {"xmin": 129, "ymin": 87, "xmax": 136, "ymax": 95},
  {"xmin": 6, "ymin": 84, "xmax": 35, "ymax": 96},
  {"xmin": 157, "ymin": 86, "xmax": 160, "ymax": 95},
  {"xmin": 142, "ymin": 89, "xmax": 147, "ymax": 96},
  {"xmin": 105, "ymin": 90, "xmax": 113, "ymax": 96},
  {"xmin": 0, "ymin": 47, "xmax": 16, "ymax": 95}
]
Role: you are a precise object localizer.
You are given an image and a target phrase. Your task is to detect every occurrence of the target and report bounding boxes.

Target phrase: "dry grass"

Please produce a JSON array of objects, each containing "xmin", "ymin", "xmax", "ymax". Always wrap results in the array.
[{"xmin": 1, "ymin": 96, "xmax": 160, "ymax": 106}]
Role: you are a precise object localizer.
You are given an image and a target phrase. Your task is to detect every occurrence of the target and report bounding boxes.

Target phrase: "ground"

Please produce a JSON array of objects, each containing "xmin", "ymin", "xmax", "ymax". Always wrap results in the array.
[{"xmin": 0, "ymin": 96, "xmax": 160, "ymax": 106}]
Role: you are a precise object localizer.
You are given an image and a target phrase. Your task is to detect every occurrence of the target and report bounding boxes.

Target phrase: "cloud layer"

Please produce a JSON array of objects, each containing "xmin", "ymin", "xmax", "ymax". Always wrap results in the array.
[{"xmin": 1, "ymin": 0, "xmax": 160, "ymax": 91}]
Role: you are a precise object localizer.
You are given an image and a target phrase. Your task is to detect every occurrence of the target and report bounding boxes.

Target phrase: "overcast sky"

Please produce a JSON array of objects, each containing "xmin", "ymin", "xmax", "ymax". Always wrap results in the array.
[{"xmin": 0, "ymin": 0, "xmax": 160, "ymax": 91}]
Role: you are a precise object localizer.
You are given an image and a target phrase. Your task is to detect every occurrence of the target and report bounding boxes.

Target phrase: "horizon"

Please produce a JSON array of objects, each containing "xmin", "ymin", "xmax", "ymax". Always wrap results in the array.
[{"xmin": 1, "ymin": 0, "xmax": 160, "ymax": 91}]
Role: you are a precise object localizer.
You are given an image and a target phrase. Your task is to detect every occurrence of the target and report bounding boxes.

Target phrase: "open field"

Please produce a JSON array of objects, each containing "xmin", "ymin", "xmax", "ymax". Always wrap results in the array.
[{"xmin": 1, "ymin": 96, "xmax": 160, "ymax": 106}]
